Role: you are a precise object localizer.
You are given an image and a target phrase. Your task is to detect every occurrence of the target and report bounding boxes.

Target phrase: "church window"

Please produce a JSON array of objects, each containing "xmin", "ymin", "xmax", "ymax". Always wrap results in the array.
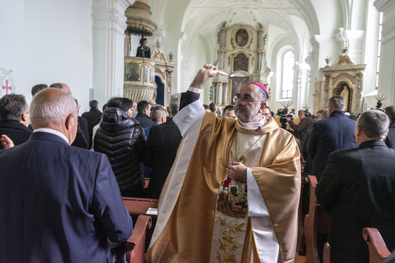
[{"xmin": 281, "ymin": 51, "xmax": 295, "ymax": 99}]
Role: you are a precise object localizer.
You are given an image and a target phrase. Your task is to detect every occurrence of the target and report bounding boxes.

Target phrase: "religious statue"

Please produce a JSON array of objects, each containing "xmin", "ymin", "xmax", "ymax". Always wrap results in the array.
[
  {"xmin": 136, "ymin": 38, "xmax": 151, "ymax": 58},
  {"xmin": 124, "ymin": 31, "xmax": 131, "ymax": 57}
]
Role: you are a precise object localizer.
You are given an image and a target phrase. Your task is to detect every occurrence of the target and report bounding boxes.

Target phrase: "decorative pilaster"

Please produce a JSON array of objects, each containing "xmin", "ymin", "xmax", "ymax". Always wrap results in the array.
[
  {"xmin": 294, "ymin": 62, "xmax": 310, "ymax": 111},
  {"xmin": 374, "ymin": 0, "xmax": 395, "ymax": 104},
  {"xmin": 93, "ymin": 0, "xmax": 133, "ymax": 104}
]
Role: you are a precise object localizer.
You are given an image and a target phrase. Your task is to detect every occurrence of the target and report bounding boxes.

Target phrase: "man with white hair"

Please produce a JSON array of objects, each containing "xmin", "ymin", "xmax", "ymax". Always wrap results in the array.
[
  {"xmin": 146, "ymin": 65, "xmax": 300, "ymax": 263},
  {"xmin": 0, "ymin": 88, "xmax": 133, "ymax": 262},
  {"xmin": 316, "ymin": 110, "xmax": 395, "ymax": 263}
]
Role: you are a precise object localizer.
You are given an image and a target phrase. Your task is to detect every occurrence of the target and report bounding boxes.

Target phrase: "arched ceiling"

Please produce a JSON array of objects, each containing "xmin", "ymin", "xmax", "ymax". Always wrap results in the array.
[{"xmin": 181, "ymin": 0, "xmax": 319, "ymax": 43}]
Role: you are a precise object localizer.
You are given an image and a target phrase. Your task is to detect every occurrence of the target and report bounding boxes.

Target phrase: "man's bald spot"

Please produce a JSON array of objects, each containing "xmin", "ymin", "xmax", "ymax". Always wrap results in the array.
[
  {"xmin": 49, "ymin": 82, "xmax": 71, "ymax": 94},
  {"xmin": 30, "ymin": 88, "xmax": 77, "ymax": 127}
]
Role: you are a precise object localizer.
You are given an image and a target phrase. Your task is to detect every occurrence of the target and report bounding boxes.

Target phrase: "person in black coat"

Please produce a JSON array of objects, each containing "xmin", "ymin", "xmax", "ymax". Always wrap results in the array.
[
  {"xmin": 307, "ymin": 96, "xmax": 357, "ymax": 180},
  {"xmin": 0, "ymin": 94, "xmax": 31, "ymax": 149},
  {"xmin": 136, "ymin": 38, "xmax": 151, "ymax": 58},
  {"xmin": 143, "ymin": 93, "xmax": 182, "ymax": 198},
  {"xmin": 287, "ymin": 109, "xmax": 314, "ymax": 148},
  {"xmin": 384, "ymin": 105, "xmax": 395, "ymax": 149},
  {"xmin": 135, "ymin": 100, "xmax": 152, "ymax": 128},
  {"xmin": 316, "ymin": 110, "xmax": 395, "ymax": 263},
  {"xmin": 94, "ymin": 97, "xmax": 146, "ymax": 197},
  {"xmin": 82, "ymin": 100, "xmax": 102, "ymax": 141}
]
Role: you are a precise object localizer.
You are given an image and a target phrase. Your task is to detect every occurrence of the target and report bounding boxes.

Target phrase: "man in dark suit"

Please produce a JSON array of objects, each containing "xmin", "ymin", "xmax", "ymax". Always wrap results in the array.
[
  {"xmin": 316, "ymin": 110, "xmax": 395, "ymax": 263},
  {"xmin": 135, "ymin": 100, "xmax": 152, "ymax": 128},
  {"xmin": 143, "ymin": 93, "xmax": 182, "ymax": 198},
  {"xmin": 0, "ymin": 94, "xmax": 31, "ymax": 149},
  {"xmin": 307, "ymin": 95, "xmax": 357, "ymax": 180},
  {"xmin": 136, "ymin": 38, "xmax": 151, "ymax": 58},
  {"xmin": 82, "ymin": 100, "xmax": 103, "ymax": 142},
  {"xmin": 0, "ymin": 88, "xmax": 133, "ymax": 262},
  {"xmin": 384, "ymin": 105, "xmax": 395, "ymax": 149}
]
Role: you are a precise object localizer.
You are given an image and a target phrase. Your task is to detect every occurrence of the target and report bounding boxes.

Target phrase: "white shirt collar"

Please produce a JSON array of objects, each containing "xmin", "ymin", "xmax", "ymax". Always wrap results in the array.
[
  {"xmin": 238, "ymin": 117, "xmax": 266, "ymax": 130},
  {"xmin": 33, "ymin": 128, "xmax": 69, "ymax": 144}
]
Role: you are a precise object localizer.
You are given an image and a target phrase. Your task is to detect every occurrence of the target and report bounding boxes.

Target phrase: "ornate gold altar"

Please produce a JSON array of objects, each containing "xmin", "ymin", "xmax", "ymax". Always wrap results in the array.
[
  {"xmin": 314, "ymin": 53, "xmax": 366, "ymax": 114},
  {"xmin": 211, "ymin": 24, "xmax": 272, "ymax": 107}
]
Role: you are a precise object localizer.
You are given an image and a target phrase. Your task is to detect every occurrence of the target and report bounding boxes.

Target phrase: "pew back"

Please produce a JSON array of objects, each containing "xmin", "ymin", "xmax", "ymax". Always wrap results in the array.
[
  {"xmin": 304, "ymin": 175, "xmax": 331, "ymax": 263},
  {"xmin": 363, "ymin": 227, "xmax": 391, "ymax": 263}
]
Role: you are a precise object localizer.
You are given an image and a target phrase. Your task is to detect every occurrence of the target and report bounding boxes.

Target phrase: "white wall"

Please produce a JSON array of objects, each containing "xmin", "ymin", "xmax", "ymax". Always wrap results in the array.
[{"xmin": 0, "ymin": 0, "xmax": 93, "ymax": 112}]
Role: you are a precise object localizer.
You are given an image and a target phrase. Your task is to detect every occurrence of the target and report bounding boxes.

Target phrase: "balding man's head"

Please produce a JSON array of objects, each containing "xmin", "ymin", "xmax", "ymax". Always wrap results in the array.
[
  {"xmin": 49, "ymin": 83, "xmax": 71, "ymax": 94},
  {"xmin": 30, "ymin": 88, "xmax": 78, "ymax": 144}
]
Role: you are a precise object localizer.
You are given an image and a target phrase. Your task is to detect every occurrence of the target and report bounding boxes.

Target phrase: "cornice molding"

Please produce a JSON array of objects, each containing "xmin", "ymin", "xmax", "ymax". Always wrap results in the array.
[
  {"xmin": 382, "ymin": 20, "xmax": 395, "ymax": 38},
  {"xmin": 374, "ymin": 0, "xmax": 395, "ymax": 12}
]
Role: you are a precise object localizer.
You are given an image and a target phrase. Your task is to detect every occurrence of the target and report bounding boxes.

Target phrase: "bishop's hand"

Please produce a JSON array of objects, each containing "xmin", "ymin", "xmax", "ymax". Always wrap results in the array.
[
  {"xmin": 226, "ymin": 162, "xmax": 247, "ymax": 182},
  {"xmin": 190, "ymin": 64, "xmax": 219, "ymax": 90}
]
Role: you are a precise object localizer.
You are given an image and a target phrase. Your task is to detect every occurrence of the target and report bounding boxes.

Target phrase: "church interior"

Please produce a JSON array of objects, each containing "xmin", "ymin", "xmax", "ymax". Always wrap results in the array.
[
  {"xmin": 1, "ymin": 0, "xmax": 395, "ymax": 262},
  {"xmin": 1, "ymin": 0, "xmax": 394, "ymax": 114}
]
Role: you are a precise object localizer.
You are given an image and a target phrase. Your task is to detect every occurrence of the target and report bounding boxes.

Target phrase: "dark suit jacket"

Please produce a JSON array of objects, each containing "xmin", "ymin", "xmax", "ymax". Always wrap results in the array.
[
  {"xmin": 385, "ymin": 122, "xmax": 395, "ymax": 149},
  {"xmin": 79, "ymin": 116, "xmax": 91, "ymax": 147},
  {"xmin": 135, "ymin": 112, "xmax": 153, "ymax": 128},
  {"xmin": 136, "ymin": 45, "xmax": 151, "ymax": 58},
  {"xmin": 316, "ymin": 140, "xmax": 395, "ymax": 263},
  {"xmin": 0, "ymin": 132, "xmax": 133, "ymax": 263},
  {"xmin": 307, "ymin": 111, "xmax": 357, "ymax": 180},
  {"xmin": 82, "ymin": 109, "xmax": 102, "ymax": 140},
  {"xmin": 143, "ymin": 119, "xmax": 182, "ymax": 198},
  {"xmin": 0, "ymin": 120, "xmax": 31, "ymax": 149},
  {"xmin": 288, "ymin": 117, "xmax": 314, "ymax": 147}
]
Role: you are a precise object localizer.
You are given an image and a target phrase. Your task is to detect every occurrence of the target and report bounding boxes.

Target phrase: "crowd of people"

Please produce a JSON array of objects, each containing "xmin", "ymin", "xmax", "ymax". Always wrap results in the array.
[{"xmin": 0, "ymin": 64, "xmax": 395, "ymax": 262}]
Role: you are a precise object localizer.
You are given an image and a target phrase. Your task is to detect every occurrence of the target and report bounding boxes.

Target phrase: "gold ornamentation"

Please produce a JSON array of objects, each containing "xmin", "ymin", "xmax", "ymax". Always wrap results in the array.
[
  {"xmin": 216, "ymin": 216, "xmax": 245, "ymax": 263},
  {"xmin": 231, "ymin": 133, "xmax": 265, "ymax": 164}
]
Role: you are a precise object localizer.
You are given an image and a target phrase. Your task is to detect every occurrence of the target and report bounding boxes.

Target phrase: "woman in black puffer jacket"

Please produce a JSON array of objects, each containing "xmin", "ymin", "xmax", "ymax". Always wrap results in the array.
[{"xmin": 94, "ymin": 97, "xmax": 146, "ymax": 197}]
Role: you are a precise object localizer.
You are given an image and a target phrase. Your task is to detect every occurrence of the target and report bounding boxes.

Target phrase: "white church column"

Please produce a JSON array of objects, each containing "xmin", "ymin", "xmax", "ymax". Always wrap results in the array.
[
  {"xmin": 222, "ymin": 83, "xmax": 228, "ymax": 105},
  {"xmin": 216, "ymin": 83, "xmax": 223, "ymax": 105},
  {"xmin": 294, "ymin": 62, "xmax": 310, "ymax": 111},
  {"xmin": 375, "ymin": 0, "xmax": 395, "ymax": 104},
  {"xmin": 92, "ymin": 0, "xmax": 133, "ymax": 104}
]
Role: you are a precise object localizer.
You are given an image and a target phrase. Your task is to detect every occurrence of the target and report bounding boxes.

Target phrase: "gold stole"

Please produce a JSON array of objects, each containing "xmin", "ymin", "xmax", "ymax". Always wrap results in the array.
[{"xmin": 146, "ymin": 113, "xmax": 300, "ymax": 263}]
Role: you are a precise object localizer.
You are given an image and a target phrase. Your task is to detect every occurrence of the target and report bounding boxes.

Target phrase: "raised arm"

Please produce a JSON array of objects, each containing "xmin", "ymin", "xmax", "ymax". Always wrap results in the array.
[{"xmin": 173, "ymin": 64, "xmax": 219, "ymax": 137}]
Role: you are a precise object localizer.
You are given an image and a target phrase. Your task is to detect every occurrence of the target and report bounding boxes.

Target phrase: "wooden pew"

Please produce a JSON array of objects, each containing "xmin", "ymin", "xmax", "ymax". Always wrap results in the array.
[
  {"xmin": 144, "ymin": 178, "xmax": 150, "ymax": 189},
  {"xmin": 297, "ymin": 172, "xmax": 310, "ymax": 255},
  {"xmin": 123, "ymin": 197, "xmax": 158, "ymax": 252},
  {"xmin": 323, "ymin": 242, "xmax": 330, "ymax": 263},
  {"xmin": 126, "ymin": 215, "xmax": 152, "ymax": 263},
  {"xmin": 363, "ymin": 227, "xmax": 391, "ymax": 263},
  {"xmin": 304, "ymin": 175, "xmax": 331, "ymax": 263}
]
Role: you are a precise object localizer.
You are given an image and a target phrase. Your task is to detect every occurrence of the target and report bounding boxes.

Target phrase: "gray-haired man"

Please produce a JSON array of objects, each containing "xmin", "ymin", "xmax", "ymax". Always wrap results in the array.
[{"xmin": 316, "ymin": 110, "xmax": 395, "ymax": 263}]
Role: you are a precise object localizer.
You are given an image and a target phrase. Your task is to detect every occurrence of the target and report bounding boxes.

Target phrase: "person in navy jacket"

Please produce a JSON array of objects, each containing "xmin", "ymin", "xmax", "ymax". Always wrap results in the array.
[
  {"xmin": 307, "ymin": 95, "xmax": 357, "ymax": 180},
  {"xmin": 0, "ymin": 88, "xmax": 133, "ymax": 263}
]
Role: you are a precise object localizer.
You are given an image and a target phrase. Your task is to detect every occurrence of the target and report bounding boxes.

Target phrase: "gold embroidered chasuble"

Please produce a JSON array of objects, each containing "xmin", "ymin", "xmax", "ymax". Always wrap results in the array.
[{"xmin": 146, "ymin": 113, "xmax": 301, "ymax": 263}]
